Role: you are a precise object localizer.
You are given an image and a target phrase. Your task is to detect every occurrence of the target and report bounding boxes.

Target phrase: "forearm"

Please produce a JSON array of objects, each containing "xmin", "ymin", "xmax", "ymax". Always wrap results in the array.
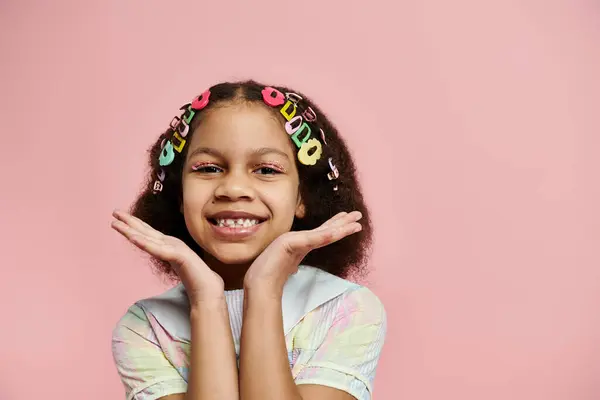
[
  {"xmin": 238, "ymin": 288, "xmax": 302, "ymax": 400},
  {"xmin": 186, "ymin": 298, "xmax": 239, "ymax": 400}
]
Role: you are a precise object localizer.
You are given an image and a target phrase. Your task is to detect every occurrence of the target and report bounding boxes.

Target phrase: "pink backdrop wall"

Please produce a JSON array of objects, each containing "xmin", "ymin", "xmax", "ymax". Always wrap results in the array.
[{"xmin": 1, "ymin": 1, "xmax": 599, "ymax": 399}]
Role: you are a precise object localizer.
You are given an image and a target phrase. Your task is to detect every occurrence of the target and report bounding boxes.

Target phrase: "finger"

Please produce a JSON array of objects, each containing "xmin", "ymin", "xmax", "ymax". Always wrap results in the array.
[
  {"xmin": 128, "ymin": 233, "xmax": 177, "ymax": 261},
  {"xmin": 315, "ymin": 211, "xmax": 362, "ymax": 232},
  {"xmin": 315, "ymin": 222, "xmax": 362, "ymax": 248},
  {"xmin": 314, "ymin": 212, "xmax": 350, "ymax": 231},
  {"xmin": 113, "ymin": 210, "xmax": 164, "ymax": 239},
  {"xmin": 319, "ymin": 212, "xmax": 348, "ymax": 228},
  {"xmin": 289, "ymin": 221, "xmax": 362, "ymax": 252},
  {"xmin": 112, "ymin": 220, "xmax": 182, "ymax": 260},
  {"xmin": 111, "ymin": 220, "xmax": 164, "ymax": 246}
]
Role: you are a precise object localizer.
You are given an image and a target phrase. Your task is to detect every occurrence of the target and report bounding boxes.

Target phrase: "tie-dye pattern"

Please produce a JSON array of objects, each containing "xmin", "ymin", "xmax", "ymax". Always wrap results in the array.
[{"xmin": 112, "ymin": 286, "xmax": 386, "ymax": 400}]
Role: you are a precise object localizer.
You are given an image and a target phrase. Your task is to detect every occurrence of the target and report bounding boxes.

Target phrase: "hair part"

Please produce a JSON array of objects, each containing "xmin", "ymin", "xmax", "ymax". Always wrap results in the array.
[{"xmin": 131, "ymin": 80, "xmax": 372, "ymax": 282}]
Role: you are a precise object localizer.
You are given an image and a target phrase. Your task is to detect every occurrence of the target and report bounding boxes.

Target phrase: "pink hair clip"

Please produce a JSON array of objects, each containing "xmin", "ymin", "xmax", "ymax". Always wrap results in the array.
[
  {"xmin": 302, "ymin": 107, "xmax": 317, "ymax": 122},
  {"xmin": 262, "ymin": 87, "xmax": 285, "ymax": 107},
  {"xmin": 169, "ymin": 116, "xmax": 181, "ymax": 130},
  {"xmin": 319, "ymin": 128, "xmax": 328, "ymax": 145},
  {"xmin": 177, "ymin": 119, "xmax": 190, "ymax": 138},
  {"xmin": 285, "ymin": 115, "xmax": 303, "ymax": 135},
  {"xmin": 191, "ymin": 90, "xmax": 211, "ymax": 111}
]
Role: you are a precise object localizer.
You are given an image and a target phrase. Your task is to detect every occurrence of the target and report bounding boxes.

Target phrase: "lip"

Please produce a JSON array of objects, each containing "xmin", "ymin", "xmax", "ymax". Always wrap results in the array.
[{"xmin": 208, "ymin": 222, "xmax": 263, "ymax": 241}]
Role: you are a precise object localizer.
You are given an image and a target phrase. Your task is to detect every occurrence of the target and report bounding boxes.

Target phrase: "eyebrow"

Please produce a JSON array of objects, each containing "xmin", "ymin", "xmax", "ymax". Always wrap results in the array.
[
  {"xmin": 252, "ymin": 147, "xmax": 290, "ymax": 159},
  {"xmin": 187, "ymin": 147, "xmax": 290, "ymax": 160}
]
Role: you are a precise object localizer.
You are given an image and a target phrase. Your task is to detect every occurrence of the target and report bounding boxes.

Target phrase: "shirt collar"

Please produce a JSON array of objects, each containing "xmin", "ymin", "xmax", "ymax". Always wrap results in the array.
[{"xmin": 137, "ymin": 265, "xmax": 358, "ymax": 342}]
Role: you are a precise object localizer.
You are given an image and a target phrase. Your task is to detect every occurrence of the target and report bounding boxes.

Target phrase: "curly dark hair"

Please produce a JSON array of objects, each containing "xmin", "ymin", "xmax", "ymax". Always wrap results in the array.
[{"xmin": 130, "ymin": 80, "xmax": 372, "ymax": 282}]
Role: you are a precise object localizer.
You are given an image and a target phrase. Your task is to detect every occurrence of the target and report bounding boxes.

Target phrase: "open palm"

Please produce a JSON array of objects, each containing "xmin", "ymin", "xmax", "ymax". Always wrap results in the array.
[
  {"xmin": 244, "ymin": 211, "xmax": 363, "ymax": 291},
  {"xmin": 111, "ymin": 210, "xmax": 224, "ymax": 302}
]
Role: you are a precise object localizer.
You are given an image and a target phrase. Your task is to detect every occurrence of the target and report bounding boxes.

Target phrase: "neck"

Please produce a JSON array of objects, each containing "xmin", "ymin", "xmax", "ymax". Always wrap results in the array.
[{"xmin": 202, "ymin": 253, "xmax": 251, "ymax": 290}]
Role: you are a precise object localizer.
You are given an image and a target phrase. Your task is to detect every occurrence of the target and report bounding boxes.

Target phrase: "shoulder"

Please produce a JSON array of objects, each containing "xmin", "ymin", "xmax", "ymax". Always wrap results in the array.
[
  {"xmin": 292, "ymin": 267, "xmax": 386, "ymax": 341},
  {"xmin": 113, "ymin": 303, "xmax": 148, "ymax": 330},
  {"xmin": 322, "ymin": 285, "xmax": 386, "ymax": 327},
  {"xmin": 111, "ymin": 300, "xmax": 189, "ymax": 399},
  {"xmin": 340, "ymin": 285, "xmax": 386, "ymax": 318},
  {"xmin": 112, "ymin": 285, "xmax": 184, "ymax": 340},
  {"xmin": 112, "ymin": 303, "xmax": 154, "ymax": 343},
  {"xmin": 307, "ymin": 265, "xmax": 385, "ymax": 322},
  {"xmin": 291, "ymin": 276, "xmax": 387, "ymax": 400}
]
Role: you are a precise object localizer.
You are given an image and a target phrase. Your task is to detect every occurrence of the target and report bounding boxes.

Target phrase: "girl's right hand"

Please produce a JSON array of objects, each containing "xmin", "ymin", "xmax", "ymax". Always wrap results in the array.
[{"xmin": 111, "ymin": 210, "xmax": 225, "ymax": 305}]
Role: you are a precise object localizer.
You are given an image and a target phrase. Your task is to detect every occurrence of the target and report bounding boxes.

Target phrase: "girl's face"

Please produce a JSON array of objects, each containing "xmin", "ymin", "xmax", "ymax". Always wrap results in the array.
[{"xmin": 181, "ymin": 102, "xmax": 305, "ymax": 267}]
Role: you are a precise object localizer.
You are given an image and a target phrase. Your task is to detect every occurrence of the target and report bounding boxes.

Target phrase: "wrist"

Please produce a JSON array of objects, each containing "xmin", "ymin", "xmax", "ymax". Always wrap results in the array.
[
  {"xmin": 189, "ymin": 295, "xmax": 227, "ymax": 314},
  {"xmin": 243, "ymin": 280, "xmax": 284, "ymax": 301}
]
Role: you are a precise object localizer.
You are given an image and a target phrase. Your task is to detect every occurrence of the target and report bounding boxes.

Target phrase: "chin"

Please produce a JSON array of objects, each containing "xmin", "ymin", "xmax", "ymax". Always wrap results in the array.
[{"xmin": 208, "ymin": 242, "xmax": 263, "ymax": 265}]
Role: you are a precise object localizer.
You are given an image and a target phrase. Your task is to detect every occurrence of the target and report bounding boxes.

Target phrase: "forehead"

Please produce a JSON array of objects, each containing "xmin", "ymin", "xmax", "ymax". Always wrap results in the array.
[{"xmin": 188, "ymin": 102, "xmax": 293, "ymax": 156}]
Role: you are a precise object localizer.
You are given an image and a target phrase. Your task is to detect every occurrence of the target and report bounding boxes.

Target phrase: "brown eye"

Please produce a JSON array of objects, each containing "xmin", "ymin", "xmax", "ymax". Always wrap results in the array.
[
  {"xmin": 255, "ymin": 167, "xmax": 281, "ymax": 175},
  {"xmin": 192, "ymin": 164, "xmax": 222, "ymax": 173}
]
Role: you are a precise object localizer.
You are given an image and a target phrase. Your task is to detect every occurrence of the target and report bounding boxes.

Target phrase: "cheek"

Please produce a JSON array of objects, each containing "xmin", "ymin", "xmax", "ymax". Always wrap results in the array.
[
  {"xmin": 261, "ymin": 182, "xmax": 300, "ymax": 216},
  {"xmin": 182, "ymin": 179, "xmax": 212, "ymax": 212}
]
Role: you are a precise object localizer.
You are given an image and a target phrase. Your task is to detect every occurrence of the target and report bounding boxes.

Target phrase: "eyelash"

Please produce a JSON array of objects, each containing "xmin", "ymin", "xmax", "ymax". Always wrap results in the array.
[
  {"xmin": 191, "ymin": 163, "xmax": 222, "ymax": 173},
  {"xmin": 190, "ymin": 163, "xmax": 285, "ymax": 175},
  {"xmin": 253, "ymin": 163, "xmax": 285, "ymax": 175}
]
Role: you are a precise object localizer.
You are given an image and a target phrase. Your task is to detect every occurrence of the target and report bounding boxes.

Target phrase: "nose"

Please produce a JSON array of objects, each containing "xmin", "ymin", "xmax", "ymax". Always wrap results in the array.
[{"xmin": 214, "ymin": 169, "xmax": 255, "ymax": 201}]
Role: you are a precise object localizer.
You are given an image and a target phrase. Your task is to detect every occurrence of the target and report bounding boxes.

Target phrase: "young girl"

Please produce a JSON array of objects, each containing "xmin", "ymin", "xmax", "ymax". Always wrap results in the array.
[{"xmin": 111, "ymin": 81, "xmax": 387, "ymax": 400}]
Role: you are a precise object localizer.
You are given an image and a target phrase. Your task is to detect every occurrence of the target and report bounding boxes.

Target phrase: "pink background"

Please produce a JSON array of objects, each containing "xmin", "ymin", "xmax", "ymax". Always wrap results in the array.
[{"xmin": 1, "ymin": 0, "xmax": 599, "ymax": 399}]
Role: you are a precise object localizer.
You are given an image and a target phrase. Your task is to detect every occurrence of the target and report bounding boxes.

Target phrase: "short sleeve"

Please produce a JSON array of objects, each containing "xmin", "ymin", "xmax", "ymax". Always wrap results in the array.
[
  {"xmin": 295, "ymin": 287, "xmax": 387, "ymax": 400},
  {"xmin": 112, "ymin": 304, "xmax": 188, "ymax": 400}
]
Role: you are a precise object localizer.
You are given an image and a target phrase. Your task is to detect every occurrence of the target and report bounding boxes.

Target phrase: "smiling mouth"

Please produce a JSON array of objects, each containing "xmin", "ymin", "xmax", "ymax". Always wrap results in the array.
[{"xmin": 208, "ymin": 217, "xmax": 266, "ymax": 228}]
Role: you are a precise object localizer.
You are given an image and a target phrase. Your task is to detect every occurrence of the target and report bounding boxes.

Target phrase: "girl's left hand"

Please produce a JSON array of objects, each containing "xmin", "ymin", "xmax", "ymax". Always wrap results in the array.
[{"xmin": 243, "ymin": 211, "xmax": 363, "ymax": 295}]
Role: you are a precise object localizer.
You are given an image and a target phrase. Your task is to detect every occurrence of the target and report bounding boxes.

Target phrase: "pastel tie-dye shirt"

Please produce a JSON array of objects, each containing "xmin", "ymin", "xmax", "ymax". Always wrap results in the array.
[{"xmin": 112, "ymin": 268, "xmax": 386, "ymax": 400}]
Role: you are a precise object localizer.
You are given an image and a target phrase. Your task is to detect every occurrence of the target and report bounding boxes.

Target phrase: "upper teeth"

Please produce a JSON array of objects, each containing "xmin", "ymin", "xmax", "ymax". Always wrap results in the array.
[{"xmin": 216, "ymin": 218, "xmax": 259, "ymax": 227}]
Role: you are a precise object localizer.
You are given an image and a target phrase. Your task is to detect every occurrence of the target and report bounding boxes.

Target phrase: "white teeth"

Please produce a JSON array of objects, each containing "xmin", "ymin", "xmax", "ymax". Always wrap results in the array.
[{"xmin": 215, "ymin": 218, "xmax": 260, "ymax": 228}]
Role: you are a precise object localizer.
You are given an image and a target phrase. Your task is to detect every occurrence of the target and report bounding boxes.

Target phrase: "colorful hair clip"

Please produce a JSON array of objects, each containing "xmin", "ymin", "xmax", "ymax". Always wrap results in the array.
[
  {"xmin": 159, "ymin": 141, "xmax": 175, "ymax": 166},
  {"xmin": 191, "ymin": 90, "xmax": 211, "ymax": 111},
  {"xmin": 177, "ymin": 119, "xmax": 190, "ymax": 138},
  {"xmin": 327, "ymin": 158, "xmax": 339, "ymax": 180},
  {"xmin": 302, "ymin": 107, "xmax": 317, "ymax": 122},
  {"xmin": 180, "ymin": 105, "xmax": 196, "ymax": 124},
  {"xmin": 262, "ymin": 87, "xmax": 285, "ymax": 107},
  {"xmin": 298, "ymin": 138, "xmax": 322, "ymax": 166},
  {"xmin": 285, "ymin": 115, "xmax": 303, "ymax": 135},
  {"xmin": 280, "ymin": 100, "xmax": 297, "ymax": 121},
  {"xmin": 260, "ymin": 86, "xmax": 324, "ymax": 165},
  {"xmin": 291, "ymin": 122, "xmax": 312, "ymax": 148},
  {"xmin": 169, "ymin": 116, "xmax": 181, "ymax": 130},
  {"xmin": 154, "ymin": 90, "xmax": 212, "ymax": 195},
  {"xmin": 286, "ymin": 92, "xmax": 303, "ymax": 105},
  {"xmin": 153, "ymin": 180, "xmax": 164, "ymax": 193},
  {"xmin": 171, "ymin": 132, "xmax": 186, "ymax": 153},
  {"xmin": 319, "ymin": 128, "xmax": 328, "ymax": 145}
]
